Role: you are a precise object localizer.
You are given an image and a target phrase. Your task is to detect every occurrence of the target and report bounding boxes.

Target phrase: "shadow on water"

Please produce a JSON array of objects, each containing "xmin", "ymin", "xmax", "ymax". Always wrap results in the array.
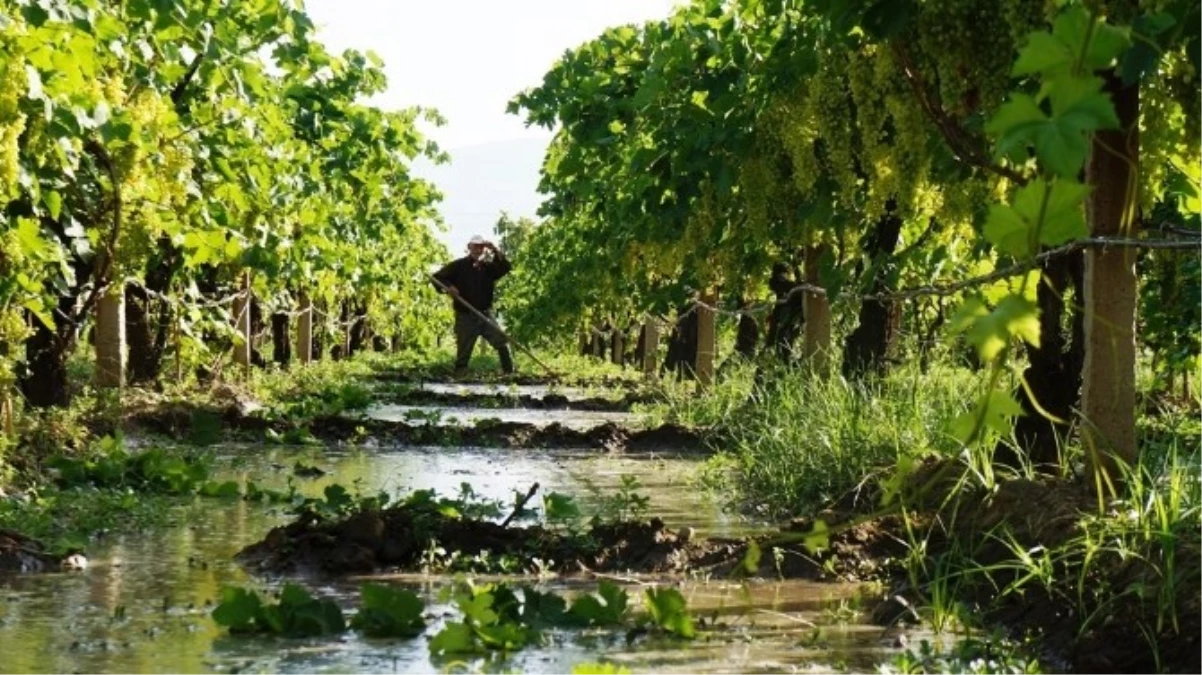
[{"xmin": 0, "ymin": 444, "xmax": 923, "ymax": 673}]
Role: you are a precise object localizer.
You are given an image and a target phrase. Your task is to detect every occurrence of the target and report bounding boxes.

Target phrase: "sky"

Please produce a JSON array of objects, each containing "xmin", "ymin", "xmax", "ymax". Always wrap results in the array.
[{"xmin": 305, "ymin": 0, "xmax": 679, "ymax": 256}]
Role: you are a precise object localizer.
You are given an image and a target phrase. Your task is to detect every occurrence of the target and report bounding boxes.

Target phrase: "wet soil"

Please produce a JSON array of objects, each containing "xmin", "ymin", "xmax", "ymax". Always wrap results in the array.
[
  {"xmin": 376, "ymin": 389, "xmax": 646, "ymax": 412},
  {"xmin": 813, "ymin": 458, "xmax": 1202, "ymax": 674},
  {"xmin": 237, "ymin": 503, "xmax": 743, "ymax": 577},
  {"xmin": 235, "ymin": 495, "xmax": 904, "ymax": 583},
  {"xmin": 124, "ymin": 402, "xmax": 705, "ymax": 453},
  {"xmin": 371, "ymin": 369, "xmax": 643, "ymax": 390}
]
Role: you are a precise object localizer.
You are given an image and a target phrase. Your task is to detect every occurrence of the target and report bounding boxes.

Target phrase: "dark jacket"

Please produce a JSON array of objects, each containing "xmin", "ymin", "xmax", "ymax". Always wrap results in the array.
[{"xmin": 432, "ymin": 253, "xmax": 511, "ymax": 314}]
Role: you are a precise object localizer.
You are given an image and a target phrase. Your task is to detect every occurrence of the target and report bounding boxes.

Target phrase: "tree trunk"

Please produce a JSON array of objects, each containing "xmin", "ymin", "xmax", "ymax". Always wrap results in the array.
[
  {"xmin": 20, "ymin": 300, "xmax": 75, "ymax": 408},
  {"xmin": 1001, "ymin": 252, "xmax": 1085, "ymax": 470},
  {"xmin": 663, "ymin": 307, "xmax": 699, "ymax": 379},
  {"xmin": 611, "ymin": 325, "xmax": 625, "ymax": 366},
  {"xmin": 125, "ymin": 237, "xmax": 180, "ymax": 385},
  {"xmin": 272, "ymin": 312, "xmax": 291, "ymax": 366},
  {"xmin": 767, "ymin": 263, "xmax": 805, "ymax": 359},
  {"xmin": 347, "ymin": 302, "xmax": 369, "ymax": 356},
  {"xmin": 734, "ymin": 299, "xmax": 760, "ymax": 358},
  {"xmin": 803, "ymin": 244, "xmax": 832, "ymax": 376},
  {"xmin": 917, "ymin": 299, "xmax": 946, "ymax": 373},
  {"xmin": 249, "ymin": 296, "xmax": 266, "ymax": 368},
  {"xmin": 125, "ymin": 284, "xmax": 157, "ymax": 384},
  {"xmin": 591, "ymin": 323, "xmax": 607, "ymax": 360},
  {"xmin": 843, "ymin": 209, "xmax": 904, "ymax": 380},
  {"xmin": 1081, "ymin": 75, "xmax": 1140, "ymax": 483}
]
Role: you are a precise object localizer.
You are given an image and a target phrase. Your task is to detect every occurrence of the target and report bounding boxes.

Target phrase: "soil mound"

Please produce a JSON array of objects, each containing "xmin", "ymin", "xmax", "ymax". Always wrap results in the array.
[
  {"xmin": 237, "ymin": 503, "xmax": 741, "ymax": 576},
  {"xmin": 127, "ymin": 402, "xmax": 708, "ymax": 453},
  {"xmin": 381, "ymin": 390, "xmax": 646, "ymax": 413}
]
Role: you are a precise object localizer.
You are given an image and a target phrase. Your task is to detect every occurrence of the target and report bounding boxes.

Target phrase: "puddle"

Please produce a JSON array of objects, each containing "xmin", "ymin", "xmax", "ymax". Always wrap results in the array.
[
  {"xmin": 0, "ymin": 445, "xmax": 917, "ymax": 673},
  {"xmin": 364, "ymin": 404, "xmax": 637, "ymax": 430}
]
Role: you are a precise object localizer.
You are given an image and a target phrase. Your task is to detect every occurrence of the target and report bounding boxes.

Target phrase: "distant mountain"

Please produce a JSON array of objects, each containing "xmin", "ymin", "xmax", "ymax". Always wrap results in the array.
[{"xmin": 414, "ymin": 137, "xmax": 550, "ymax": 255}]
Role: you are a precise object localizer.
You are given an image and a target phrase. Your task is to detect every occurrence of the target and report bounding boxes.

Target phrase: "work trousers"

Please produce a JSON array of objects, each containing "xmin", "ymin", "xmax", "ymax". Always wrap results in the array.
[{"xmin": 454, "ymin": 311, "xmax": 514, "ymax": 373}]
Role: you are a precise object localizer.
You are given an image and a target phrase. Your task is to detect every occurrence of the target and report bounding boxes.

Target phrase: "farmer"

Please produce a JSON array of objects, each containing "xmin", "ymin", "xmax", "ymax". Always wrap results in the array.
[{"xmin": 431, "ymin": 235, "xmax": 515, "ymax": 375}]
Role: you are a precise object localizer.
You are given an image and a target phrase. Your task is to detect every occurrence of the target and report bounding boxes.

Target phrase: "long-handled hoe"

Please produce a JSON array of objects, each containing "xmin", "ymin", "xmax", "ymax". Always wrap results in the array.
[{"xmin": 428, "ymin": 273, "xmax": 555, "ymax": 376}]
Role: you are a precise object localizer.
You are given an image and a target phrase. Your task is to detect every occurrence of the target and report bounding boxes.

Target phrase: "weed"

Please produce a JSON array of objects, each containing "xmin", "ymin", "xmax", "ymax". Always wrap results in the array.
[
  {"xmin": 350, "ymin": 584, "xmax": 427, "ymax": 638},
  {"xmin": 565, "ymin": 580, "xmax": 630, "ymax": 627},
  {"xmin": 595, "ymin": 475, "xmax": 651, "ymax": 523},
  {"xmin": 212, "ymin": 584, "xmax": 347, "ymax": 638},
  {"xmin": 642, "ymin": 587, "xmax": 696, "ymax": 638},
  {"xmin": 880, "ymin": 635, "xmax": 1043, "ymax": 674},
  {"xmin": 655, "ymin": 361, "xmax": 972, "ymax": 517}
]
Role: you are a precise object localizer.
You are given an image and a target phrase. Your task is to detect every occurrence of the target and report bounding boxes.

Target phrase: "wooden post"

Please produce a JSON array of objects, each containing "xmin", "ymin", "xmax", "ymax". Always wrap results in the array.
[
  {"xmin": 695, "ymin": 291, "xmax": 716, "ymax": 388},
  {"xmin": 233, "ymin": 271, "xmax": 252, "ymax": 371},
  {"xmin": 95, "ymin": 285, "xmax": 125, "ymax": 389},
  {"xmin": 342, "ymin": 302, "xmax": 351, "ymax": 359},
  {"xmin": 642, "ymin": 319, "xmax": 660, "ymax": 379},
  {"xmin": 297, "ymin": 292, "xmax": 313, "ymax": 365}
]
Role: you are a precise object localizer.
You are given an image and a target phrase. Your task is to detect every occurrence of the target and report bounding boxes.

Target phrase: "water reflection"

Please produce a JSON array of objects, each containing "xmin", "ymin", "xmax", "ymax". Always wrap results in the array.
[{"xmin": 0, "ymin": 445, "xmax": 917, "ymax": 673}]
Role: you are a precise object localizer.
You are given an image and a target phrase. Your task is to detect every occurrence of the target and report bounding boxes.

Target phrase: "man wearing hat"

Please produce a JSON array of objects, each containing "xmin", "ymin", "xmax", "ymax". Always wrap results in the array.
[{"xmin": 431, "ymin": 235, "xmax": 515, "ymax": 375}]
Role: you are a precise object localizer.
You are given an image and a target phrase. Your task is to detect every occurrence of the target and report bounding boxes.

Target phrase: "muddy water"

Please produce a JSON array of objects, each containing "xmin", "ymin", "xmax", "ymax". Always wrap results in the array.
[
  {"xmin": 364, "ymin": 404, "xmax": 637, "ymax": 430},
  {"xmin": 406, "ymin": 383, "xmax": 621, "ymax": 400},
  {"xmin": 0, "ymin": 437, "xmax": 919, "ymax": 672}
]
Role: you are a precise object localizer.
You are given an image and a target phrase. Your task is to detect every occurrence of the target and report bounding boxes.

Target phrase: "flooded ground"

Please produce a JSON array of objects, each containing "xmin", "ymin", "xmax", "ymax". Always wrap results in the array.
[
  {"xmin": 0, "ymin": 397, "xmax": 923, "ymax": 673},
  {"xmin": 364, "ymin": 404, "xmax": 637, "ymax": 430},
  {"xmin": 402, "ymin": 383, "xmax": 620, "ymax": 400}
]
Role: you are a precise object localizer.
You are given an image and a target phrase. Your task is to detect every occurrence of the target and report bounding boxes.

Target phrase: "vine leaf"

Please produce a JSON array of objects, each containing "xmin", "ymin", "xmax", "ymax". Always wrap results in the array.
[
  {"xmin": 1013, "ymin": 8, "xmax": 1131, "ymax": 77},
  {"xmin": 953, "ymin": 295, "xmax": 1041, "ymax": 363},
  {"xmin": 950, "ymin": 390, "xmax": 1026, "ymax": 443},
  {"xmin": 983, "ymin": 179, "xmax": 1088, "ymax": 257},
  {"xmin": 988, "ymin": 90, "xmax": 1103, "ymax": 179}
]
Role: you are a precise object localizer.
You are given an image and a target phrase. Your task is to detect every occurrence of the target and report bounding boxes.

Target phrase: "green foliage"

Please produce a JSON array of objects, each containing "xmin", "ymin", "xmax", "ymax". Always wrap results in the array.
[
  {"xmin": 881, "ymin": 636, "xmax": 1043, "ymax": 674},
  {"xmin": 542, "ymin": 491, "xmax": 583, "ymax": 529},
  {"xmin": 0, "ymin": 0, "xmax": 449, "ymax": 410},
  {"xmin": 0, "ymin": 487, "xmax": 170, "ymax": 554},
  {"xmin": 680, "ymin": 362, "xmax": 972, "ymax": 517},
  {"xmin": 291, "ymin": 483, "xmax": 391, "ymax": 522},
  {"xmin": 212, "ymin": 584, "xmax": 347, "ymax": 638},
  {"xmin": 430, "ymin": 582, "xmax": 549, "ymax": 655},
  {"xmin": 642, "ymin": 587, "xmax": 696, "ymax": 639},
  {"xmin": 571, "ymin": 663, "xmax": 632, "ymax": 675},
  {"xmin": 595, "ymin": 475, "xmax": 651, "ymax": 523},
  {"xmin": 350, "ymin": 584, "xmax": 427, "ymax": 638},
  {"xmin": 566, "ymin": 580, "xmax": 630, "ymax": 627},
  {"xmin": 48, "ymin": 438, "xmax": 214, "ymax": 496}
]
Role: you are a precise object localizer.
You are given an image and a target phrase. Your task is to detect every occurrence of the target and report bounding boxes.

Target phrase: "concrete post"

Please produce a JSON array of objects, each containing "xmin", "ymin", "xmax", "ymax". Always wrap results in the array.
[
  {"xmin": 233, "ymin": 271, "xmax": 252, "ymax": 371},
  {"xmin": 297, "ymin": 292, "xmax": 313, "ymax": 365},
  {"xmin": 642, "ymin": 319, "xmax": 660, "ymax": 379},
  {"xmin": 95, "ymin": 285, "xmax": 125, "ymax": 389},
  {"xmin": 696, "ymin": 292, "xmax": 716, "ymax": 388}
]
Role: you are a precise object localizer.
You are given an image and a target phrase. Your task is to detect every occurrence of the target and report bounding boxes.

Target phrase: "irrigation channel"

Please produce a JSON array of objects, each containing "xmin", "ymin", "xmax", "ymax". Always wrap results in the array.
[{"xmin": 0, "ymin": 380, "xmax": 929, "ymax": 673}]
